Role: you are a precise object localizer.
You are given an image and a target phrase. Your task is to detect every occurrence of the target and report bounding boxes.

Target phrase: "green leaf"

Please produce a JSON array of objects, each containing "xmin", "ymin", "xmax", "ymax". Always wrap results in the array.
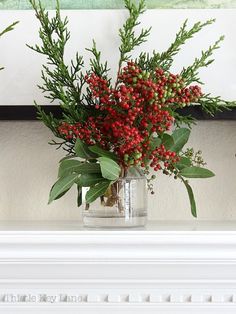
[
  {"xmin": 75, "ymin": 138, "xmax": 97, "ymax": 159},
  {"xmin": 85, "ymin": 180, "xmax": 111, "ymax": 204},
  {"xmin": 98, "ymin": 157, "xmax": 121, "ymax": 181},
  {"xmin": 48, "ymin": 174, "xmax": 78, "ymax": 204},
  {"xmin": 176, "ymin": 157, "xmax": 191, "ymax": 170},
  {"xmin": 89, "ymin": 145, "xmax": 118, "ymax": 161},
  {"xmin": 58, "ymin": 160, "xmax": 101, "ymax": 178},
  {"xmin": 78, "ymin": 174, "xmax": 105, "ymax": 187},
  {"xmin": 183, "ymin": 180, "xmax": 197, "ymax": 218},
  {"xmin": 180, "ymin": 166, "xmax": 215, "ymax": 178},
  {"xmin": 76, "ymin": 162, "xmax": 101, "ymax": 174},
  {"xmin": 162, "ymin": 134, "xmax": 174, "ymax": 150},
  {"xmin": 150, "ymin": 136, "xmax": 161, "ymax": 150},
  {"xmin": 58, "ymin": 160, "xmax": 82, "ymax": 178},
  {"xmin": 171, "ymin": 128, "xmax": 190, "ymax": 152},
  {"xmin": 77, "ymin": 185, "xmax": 82, "ymax": 207},
  {"xmin": 53, "ymin": 188, "xmax": 70, "ymax": 201}
]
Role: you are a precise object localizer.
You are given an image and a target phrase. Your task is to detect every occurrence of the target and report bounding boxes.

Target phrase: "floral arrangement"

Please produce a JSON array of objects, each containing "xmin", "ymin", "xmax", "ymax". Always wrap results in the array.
[{"xmin": 29, "ymin": 0, "xmax": 235, "ymax": 217}]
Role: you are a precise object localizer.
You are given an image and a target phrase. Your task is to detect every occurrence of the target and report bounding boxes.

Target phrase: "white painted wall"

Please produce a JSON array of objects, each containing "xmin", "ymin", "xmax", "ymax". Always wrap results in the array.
[{"xmin": 0, "ymin": 9, "xmax": 235, "ymax": 220}]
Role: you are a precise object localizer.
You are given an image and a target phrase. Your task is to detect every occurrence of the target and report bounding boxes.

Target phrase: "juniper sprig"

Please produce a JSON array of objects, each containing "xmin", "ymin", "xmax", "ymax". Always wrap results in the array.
[{"xmin": 0, "ymin": 21, "xmax": 19, "ymax": 70}]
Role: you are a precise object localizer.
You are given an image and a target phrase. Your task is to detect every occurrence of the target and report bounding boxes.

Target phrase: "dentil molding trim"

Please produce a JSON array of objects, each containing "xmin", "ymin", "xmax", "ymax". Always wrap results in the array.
[{"xmin": 0, "ymin": 220, "xmax": 236, "ymax": 313}]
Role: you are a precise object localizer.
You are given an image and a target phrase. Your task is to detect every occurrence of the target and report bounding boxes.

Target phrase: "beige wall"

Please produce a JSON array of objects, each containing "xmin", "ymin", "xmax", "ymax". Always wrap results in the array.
[{"xmin": 0, "ymin": 9, "xmax": 236, "ymax": 221}]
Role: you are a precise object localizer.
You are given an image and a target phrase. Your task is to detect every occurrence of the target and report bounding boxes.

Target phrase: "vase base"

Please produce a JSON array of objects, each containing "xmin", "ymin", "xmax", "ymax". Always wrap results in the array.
[{"xmin": 83, "ymin": 215, "xmax": 147, "ymax": 229}]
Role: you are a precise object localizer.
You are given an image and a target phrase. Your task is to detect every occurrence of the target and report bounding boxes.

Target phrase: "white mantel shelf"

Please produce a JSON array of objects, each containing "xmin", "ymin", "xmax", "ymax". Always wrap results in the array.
[{"xmin": 0, "ymin": 220, "xmax": 236, "ymax": 314}]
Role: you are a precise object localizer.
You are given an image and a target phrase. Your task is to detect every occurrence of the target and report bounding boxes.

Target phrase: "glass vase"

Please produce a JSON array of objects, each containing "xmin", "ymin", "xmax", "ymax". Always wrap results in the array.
[{"xmin": 82, "ymin": 167, "xmax": 147, "ymax": 228}]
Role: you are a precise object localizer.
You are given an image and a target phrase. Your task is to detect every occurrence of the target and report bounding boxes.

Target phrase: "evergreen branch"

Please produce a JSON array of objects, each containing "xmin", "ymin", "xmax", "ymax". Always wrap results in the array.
[
  {"xmin": 86, "ymin": 40, "xmax": 110, "ymax": 79},
  {"xmin": 0, "ymin": 21, "xmax": 19, "ymax": 71},
  {"xmin": 173, "ymin": 111, "xmax": 196, "ymax": 128},
  {"xmin": 198, "ymin": 94, "xmax": 236, "ymax": 116},
  {"xmin": 27, "ymin": 0, "xmax": 85, "ymax": 118},
  {"xmin": 117, "ymin": 0, "xmax": 151, "ymax": 76},
  {"xmin": 136, "ymin": 50, "xmax": 161, "ymax": 72},
  {"xmin": 35, "ymin": 101, "xmax": 60, "ymax": 136},
  {"xmin": 167, "ymin": 107, "xmax": 196, "ymax": 128},
  {"xmin": 159, "ymin": 19, "xmax": 216, "ymax": 71},
  {"xmin": 181, "ymin": 36, "xmax": 224, "ymax": 85},
  {"xmin": 136, "ymin": 19, "xmax": 216, "ymax": 74},
  {"xmin": 36, "ymin": 102, "xmax": 77, "ymax": 150},
  {"xmin": 0, "ymin": 21, "xmax": 19, "ymax": 38}
]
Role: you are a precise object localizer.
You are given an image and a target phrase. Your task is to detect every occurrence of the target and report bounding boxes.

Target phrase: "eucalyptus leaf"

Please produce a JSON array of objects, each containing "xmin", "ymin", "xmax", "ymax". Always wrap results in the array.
[
  {"xmin": 58, "ymin": 160, "xmax": 82, "ymax": 178},
  {"xmin": 161, "ymin": 133, "xmax": 174, "ymax": 150},
  {"xmin": 171, "ymin": 128, "xmax": 190, "ymax": 152},
  {"xmin": 180, "ymin": 166, "xmax": 215, "ymax": 178},
  {"xmin": 48, "ymin": 173, "xmax": 78, "ymax": 204},
  {"xmin": 78, "ymin": 174, "xmax": 105, "ymax": 187},
  {"xmin": 150, "ymin": 136, "xmax": 161, "ymax": 150},
  {"xmin": 54, "ymin": 188, "xmax": 70, "ymax": 200},
  {"xmin": 58, "ymin": 160, "xmax": 101, "ymax": 178},
  {"xmin": 98, "ymin": 157, "xmax": 121, "ymax": 181},
  {"xmin": 75, "ymin": 138, "xmax": 97, "ymax": 159},
  {"xmin": 77, "ymin": 162, "xmax": 101, "ymax": 174},
  {"xmin": 89, "ymin": 145, "xmax": 118, "ymax": 161},
  {"xmin": 176, "ymin": 157, "xmax": 191, "ymax": 170},
  {"xmin": 183, "ymin": 180, "xmax": 197, "ymax": 218},
  {"xmin": 85, "ymin": 180, "xmax": 111, "ymax": 204}
]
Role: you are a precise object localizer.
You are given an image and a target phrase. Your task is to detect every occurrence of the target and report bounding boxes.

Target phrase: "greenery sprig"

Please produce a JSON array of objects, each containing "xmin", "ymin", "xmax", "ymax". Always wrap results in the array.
[
  {"xmin": 86, "ymin": 40, "xmax": 110, "ymax": 79},
  {"xmin": 27, "ymin": 0, "xmax": 85, "ymax": 123},
  {"xmin": 0, "ymin": 21, "xmax": 19, "ymax": 70},
  {"xmin": 136, "ymin": 19, "xmax": 215, "ymax": 72},
  {"xmin": 181, "ymin": 35, "xmax": 224, "ymax": 84},
  {"xmin": 0, "ymin": 21, "xmax": 19, "ymax": 38},
  {"xmin": 118, "ymin": 0, "xmax": 151, "ymax": 70}
]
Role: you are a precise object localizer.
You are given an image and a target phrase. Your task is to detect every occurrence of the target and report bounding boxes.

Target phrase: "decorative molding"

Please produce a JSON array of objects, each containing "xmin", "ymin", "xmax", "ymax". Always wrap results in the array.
[
  {"xmin": 0, "ymin": 221, "xmax": 236, "ymax": 313},
  {"xmin": 1, "ymin": 229, "xmax": 236, "ymax": 264},
  {"xmin": 1, "ymin": 291, "xmax": 236, "ymax": 304}
]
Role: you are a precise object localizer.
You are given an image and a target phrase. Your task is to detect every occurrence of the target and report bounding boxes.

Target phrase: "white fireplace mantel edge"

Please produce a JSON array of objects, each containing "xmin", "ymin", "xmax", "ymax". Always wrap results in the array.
[{"xmin": 0, "ymin": 220, "xmax": 236, "ymax": 314}]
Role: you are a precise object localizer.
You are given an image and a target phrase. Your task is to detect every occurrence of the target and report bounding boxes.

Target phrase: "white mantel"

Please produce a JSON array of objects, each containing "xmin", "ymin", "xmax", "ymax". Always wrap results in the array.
[{"xmin": 0, "ymin": 220, "xmax": 236, "ymax": 314}]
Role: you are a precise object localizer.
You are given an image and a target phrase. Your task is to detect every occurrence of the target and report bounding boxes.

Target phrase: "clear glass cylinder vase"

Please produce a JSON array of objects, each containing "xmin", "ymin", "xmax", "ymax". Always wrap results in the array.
[{"xmin": 82, "ymin": 167, "xmax": 147, "ymax": 228}]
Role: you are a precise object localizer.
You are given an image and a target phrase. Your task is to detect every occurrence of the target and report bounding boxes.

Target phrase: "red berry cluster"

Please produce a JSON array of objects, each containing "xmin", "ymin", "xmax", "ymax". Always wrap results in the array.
[
  {"xmin": 58, "ymin": 62, "xmax": 202, "ymax": 172},
  {"xmin": 118, "ymin": 63, "xmax": 174, "ymax": 133},
  {"xmin": 147, "ymin": 145, "xmax": 179, "ymax": 172},
  {"xmin": 85, "ymin": 73, "xmax": 111, "ymax": 105},
  {"xmin": 59, "ymin": 117, "xmax": 101, "ymax": 146},
  {"xmin": 153, "ymin": 67, "xmax": 202, "ymax": 107}
]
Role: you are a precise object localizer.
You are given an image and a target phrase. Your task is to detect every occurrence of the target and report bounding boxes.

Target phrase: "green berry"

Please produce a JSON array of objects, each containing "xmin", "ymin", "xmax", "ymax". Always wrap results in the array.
[
  {"xmin": 129, "ymin": 159, "xmax": 134, "ymax": 165},
  {"xmin": 124, "ymin": 154, "xmax": 129, "ymax": 161}
]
